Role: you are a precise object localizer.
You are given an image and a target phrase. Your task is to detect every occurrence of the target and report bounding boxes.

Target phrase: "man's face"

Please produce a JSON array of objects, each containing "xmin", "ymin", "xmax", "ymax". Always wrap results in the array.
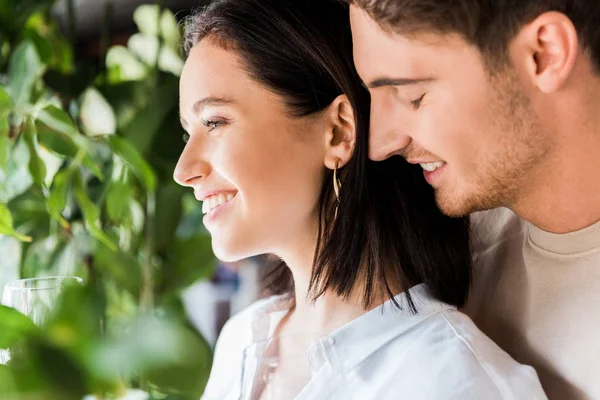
[{"xmin": 350, "ymin": 7, "xmax": 548, "ymax": 216}]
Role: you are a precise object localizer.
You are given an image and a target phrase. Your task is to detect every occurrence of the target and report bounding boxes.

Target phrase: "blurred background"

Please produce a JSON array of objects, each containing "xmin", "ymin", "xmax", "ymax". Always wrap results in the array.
[{"xmin": 0, "ymin": 0, "xmax": 265, "ymax": 398}]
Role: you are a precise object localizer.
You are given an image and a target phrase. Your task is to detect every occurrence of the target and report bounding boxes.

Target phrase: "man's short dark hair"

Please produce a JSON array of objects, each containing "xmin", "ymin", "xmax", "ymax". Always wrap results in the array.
[{"xmin": 346, "ymin": 0, "xmax": 600, "ymax": 72}]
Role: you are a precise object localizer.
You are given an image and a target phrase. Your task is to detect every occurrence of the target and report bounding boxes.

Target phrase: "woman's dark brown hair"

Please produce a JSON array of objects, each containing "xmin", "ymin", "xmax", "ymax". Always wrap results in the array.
[{"xmin": 183, "ymin": 0, "xmax": 472, "ymax": 311}]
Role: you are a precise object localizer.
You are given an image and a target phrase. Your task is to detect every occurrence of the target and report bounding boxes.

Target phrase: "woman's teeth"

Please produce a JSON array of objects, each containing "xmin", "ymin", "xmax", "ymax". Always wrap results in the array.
[
  {"xmin": 420, "ymin": 161, "xmax": 445, "ymax": 172},
  {"xmin": 202, "ymin": 192, "xmax": 235, "ymax": 215}
]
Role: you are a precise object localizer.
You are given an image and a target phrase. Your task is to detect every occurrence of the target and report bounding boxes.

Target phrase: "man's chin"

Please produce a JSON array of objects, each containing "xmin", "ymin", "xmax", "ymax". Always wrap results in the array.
[{"xmin": 434, "ymin": 189, "xmax": 485, "ymax": 218}]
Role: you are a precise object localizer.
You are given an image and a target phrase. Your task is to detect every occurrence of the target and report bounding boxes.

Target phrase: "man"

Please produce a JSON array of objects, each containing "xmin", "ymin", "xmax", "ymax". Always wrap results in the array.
[{"xmin": 346, "ymin": 1, "xmax": 600, "ymax": 399}]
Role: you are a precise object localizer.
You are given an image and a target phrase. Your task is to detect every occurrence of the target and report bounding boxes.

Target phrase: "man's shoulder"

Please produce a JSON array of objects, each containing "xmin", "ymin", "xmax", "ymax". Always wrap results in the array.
[{"xmin": 470, "ymin": 207, "xmax": 527, "ymax": 257}]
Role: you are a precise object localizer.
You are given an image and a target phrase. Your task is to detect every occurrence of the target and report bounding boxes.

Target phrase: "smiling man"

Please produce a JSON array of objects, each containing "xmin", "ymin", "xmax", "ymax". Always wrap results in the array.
[{"xmin": 347, "ymin": 1, "xmax": 600, "ymax": 398}]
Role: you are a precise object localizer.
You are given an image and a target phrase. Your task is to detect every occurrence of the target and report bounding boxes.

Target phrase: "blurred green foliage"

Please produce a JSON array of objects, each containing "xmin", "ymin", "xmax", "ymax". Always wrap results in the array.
[{"xmin": 0, "ymin": 1, "xmax": 215, "ymax": 398}]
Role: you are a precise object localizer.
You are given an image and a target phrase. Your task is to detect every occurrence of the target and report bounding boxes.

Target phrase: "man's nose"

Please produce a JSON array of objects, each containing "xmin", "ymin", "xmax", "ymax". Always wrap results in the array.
[{"xmin": 368, "ymin": 99, "xmax": 412, "ymax": 161}]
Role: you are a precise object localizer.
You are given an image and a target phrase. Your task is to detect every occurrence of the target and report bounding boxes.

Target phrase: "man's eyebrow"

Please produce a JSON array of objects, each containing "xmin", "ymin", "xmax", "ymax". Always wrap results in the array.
[
  {"xmin": 180, "ymin": 96, "xmax": 235, "ymax": 127},
  {"xmin": 367, "ymin": 77, "xmax": 434, "ymax": 89}
]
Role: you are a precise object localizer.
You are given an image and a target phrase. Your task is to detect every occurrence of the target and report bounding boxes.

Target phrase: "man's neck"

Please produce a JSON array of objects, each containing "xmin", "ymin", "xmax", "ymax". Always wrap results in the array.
[{"xmin": 513, "ymin": 123, "xmax": 600, "ymax": 234}]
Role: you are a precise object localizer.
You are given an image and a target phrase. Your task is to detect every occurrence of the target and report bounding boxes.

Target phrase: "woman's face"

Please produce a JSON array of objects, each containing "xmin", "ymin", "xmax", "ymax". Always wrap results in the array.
[{"xmin": 174, "ymin": 39, "xmax": 329, "ymax": 261}]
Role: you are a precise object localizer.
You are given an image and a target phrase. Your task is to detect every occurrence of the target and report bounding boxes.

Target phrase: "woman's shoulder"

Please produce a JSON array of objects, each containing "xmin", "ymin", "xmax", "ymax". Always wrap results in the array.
[
  {"xmin": 213, "ymin": 294, "xmax": 288, "ymax": 362},
  {"xmin": 201, "ymin": 295, "xmax": 289, "ymax": 400},
  {"xmin": 355, "ymin": 307, "xmax": 546, "ymax": 399},
  {"xmin": 223, "ymin": 295, "xmax": 281, "ymax": 332},
  {"xmin": 218, "ymin": 293, "xmax": 291, "ymax": 344},
  {"xmin": 428, "ymin": 309, "xmax": 547, "ymax": 398}
]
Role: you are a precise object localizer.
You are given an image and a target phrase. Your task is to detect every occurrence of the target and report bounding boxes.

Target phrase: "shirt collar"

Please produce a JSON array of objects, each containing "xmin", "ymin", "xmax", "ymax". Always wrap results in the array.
[
  {"xmin": 324, "ymin": 283, "xmax": 455, "ymax": 371},
  {"xmin": 248, "ymin": 284, "xmax": 454, "ymax": 371},
  {"xmin": 527, "ymin": 219, "xmax": 600, "ymax": 256}
]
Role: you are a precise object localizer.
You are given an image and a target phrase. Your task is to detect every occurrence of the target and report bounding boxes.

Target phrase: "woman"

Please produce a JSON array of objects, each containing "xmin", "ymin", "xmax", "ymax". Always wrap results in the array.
[{"xmin": 174, "ymin": 0, "xmax": 546, "ymax": 399}]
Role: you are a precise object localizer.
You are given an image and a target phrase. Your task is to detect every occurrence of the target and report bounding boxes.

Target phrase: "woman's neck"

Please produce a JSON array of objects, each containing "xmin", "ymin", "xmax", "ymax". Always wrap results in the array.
[{"xmin": 274, "ymin": 233, "xmax": 388, "ymax": 337}]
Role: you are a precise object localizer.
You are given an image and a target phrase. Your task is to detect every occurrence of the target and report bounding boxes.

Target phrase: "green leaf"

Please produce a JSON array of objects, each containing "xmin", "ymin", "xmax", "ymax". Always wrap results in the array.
[
  {"xmin": 105, "ymin": 46, "xmax": 149, "ymax": 83},
  {"xmin": 133, "ymin": 5, "xmax": 161, "ymax": 37},
  {"xmin": 0, "ymin": 137, "xmax": 34, "ymax": 203},
  {"xmin": 35, "ymin": 342, "xmax": 88, "ymax": 398},
  {"xmin": 37, "ymin": 104, "xmax": 78, "ymax": 137},
  {"xmin": 164, "ymin": 233, "xmax": 215, "ymax": 293},
  {"xmin": 79, "ymin": 88, "xmax": 116, "ymax": 137},
  {"xmin": 47, "ymin": 168, "xmax": 71, "ymax": 227},
  {"xmin": 154, "ymin": 183, "xmax": 184, "ymax": 254},
  {"xmin": 21, "ymin": 235, "xmax": 81, "ymax": 278},
  {"xmin": 36, "ymin": 109, "xmax": 104, "ymax": 180},
  {"xmin": 23, "ymin": 118, "xmax": 47, "ymax": 187},
  {"xmin": 91, "ymin": 315, "xmax": 212, "ymax": 394},
  {"xmin": 9, "ymin": 190, "xmax": 51, "ymax": 237},
  {"xmin": 23, "ymin": 13, "xmax": 74, "ymax": 74},
  {"xmin": 8, "ymin": 40, "xmax": 44, "ymax": 106},
  {"xmin": 128, "ymin": 34, "xmax": 159, "ymax": 66},
  {"xmin": 106, "ymin": 179, "xmax": 133, "ymax": 223},
  {"xmin": 144, "ymin": 322, "xmax": 212, "ymax": 396},
  {"xmin": 0, "ymin": 305, "xmax": 37, "ymax": 349},
  {"xmin": 38, "ymin": 144, "xmax": 63, "ymax": 187},
  {"xmin": 107, "ymin": 136, "xmax": 156, "ymax": 192},
  {"xmin": 73, "ymin": 171, "xmax": 117, "ymax": 251},
  {"xmin": 0, "ymin": 0, "xmax": 56, "ymax": 36},
  {"xmin": 128, "ymin": 34, "xmax": 183, "ymax": 76},
  {"xmin": 132, "ymin": 5, "xmax": 180, "ymax": 50},
  {"xmin": 0, "ymin": 116, "xmax": 8, "ymax": 172},
  {"xmin": 0, "ymin": 236, "xmax": 22, "ymax": 299},
  {"xmin": 37, "ymin": 122, "xmax": 79, "ymax": 155},
  {"xmin": 0, "ymin": 365, "xmax": 16, "ymax": 395},
  {"xmin": 159, "ymin": 8, "xmax": 181, "ymax": 50},
  {"xmin": 0, "ymin": 86, "xmax": 11, "ymax": 114},
  {"xmin": 93, "ymin": 242, "xmax": 141, "ymax": 295},
  {"xmin": 0, "ymin": 203, "xmax": 31, "ymax": 242},
  {"xmin": 158, "ymin": 46, "xmax": 184, "ymax": 76},
  {"xmin": 121, "ymin": 77, "xmax": 178, "ymax": 155},
  {"xmin": 45, "ymin": 282, "xmax": 104, "ymax": 348}
]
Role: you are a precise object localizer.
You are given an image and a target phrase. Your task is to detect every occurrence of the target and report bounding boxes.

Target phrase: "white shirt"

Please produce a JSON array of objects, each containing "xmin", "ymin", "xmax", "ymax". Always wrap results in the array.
[{"xmin": 202, "ymin": 284, "xmax": 547, "ymax": 399}]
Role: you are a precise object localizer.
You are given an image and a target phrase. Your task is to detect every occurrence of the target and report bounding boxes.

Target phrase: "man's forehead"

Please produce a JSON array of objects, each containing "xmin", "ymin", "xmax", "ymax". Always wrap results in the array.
[{"xmin": 350, "ymin": 14, "xmax": 474, "ymax": 79}]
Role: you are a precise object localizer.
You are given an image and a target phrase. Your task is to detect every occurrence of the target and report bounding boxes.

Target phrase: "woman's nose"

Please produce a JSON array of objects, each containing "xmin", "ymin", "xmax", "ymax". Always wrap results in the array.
[{"xmin": 173, "ymin": 146, "xmax": 211, "ymax": 187}]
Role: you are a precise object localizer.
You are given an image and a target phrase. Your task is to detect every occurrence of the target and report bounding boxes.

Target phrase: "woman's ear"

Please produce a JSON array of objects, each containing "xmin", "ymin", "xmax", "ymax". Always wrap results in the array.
[{"xmin": 323, "ymin": 94, "xmax": 356, "ymax": 170}]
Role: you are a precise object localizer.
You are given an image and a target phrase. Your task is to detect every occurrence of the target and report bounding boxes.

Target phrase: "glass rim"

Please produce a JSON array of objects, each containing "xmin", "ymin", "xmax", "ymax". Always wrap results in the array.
[{"xmin": 4, "ymin": 276, "xmax": 84, "ymax": 291}]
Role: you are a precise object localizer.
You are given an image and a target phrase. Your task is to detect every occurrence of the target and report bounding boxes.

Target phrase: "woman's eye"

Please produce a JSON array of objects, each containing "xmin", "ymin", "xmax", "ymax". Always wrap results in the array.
[
  {"xmin": 182, "ymin": 132, "xmax": 190, "ymax": 143},
  {"xmin": 410, "ymin": 93, "xmax": 426, "ymax": 110},
  {"xmin": 202, "ymin": 118, "xmax": 223, "ymax": 132}
]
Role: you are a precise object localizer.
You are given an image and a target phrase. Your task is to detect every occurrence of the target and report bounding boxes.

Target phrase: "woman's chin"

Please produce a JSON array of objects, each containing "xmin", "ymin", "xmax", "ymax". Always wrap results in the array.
[{"xmin": 212, "ymin": 242, "xmax": 250, "ymax": 263}]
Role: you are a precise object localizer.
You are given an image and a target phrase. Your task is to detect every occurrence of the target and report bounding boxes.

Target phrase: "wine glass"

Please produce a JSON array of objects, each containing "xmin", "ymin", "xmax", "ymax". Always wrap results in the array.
[
  {"xmin": 239, "ymin": 335, "xmax": 341, "ymax": 400},
  {"xmin": 0, "ymin": 276, "xmax": 84, "ymax": 364}
]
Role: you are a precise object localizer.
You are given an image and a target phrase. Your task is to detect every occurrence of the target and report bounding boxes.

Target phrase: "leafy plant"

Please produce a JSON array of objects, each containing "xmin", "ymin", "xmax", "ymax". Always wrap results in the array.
[{"xmin": 0, "ymin": 2, "xmax": 215, "ymax": 399}]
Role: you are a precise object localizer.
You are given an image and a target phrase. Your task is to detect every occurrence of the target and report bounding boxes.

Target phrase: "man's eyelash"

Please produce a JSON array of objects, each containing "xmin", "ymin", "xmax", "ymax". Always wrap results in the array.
[{"xmin": 410, "ymin": 93, "xmax": 426, "ymax": 110}]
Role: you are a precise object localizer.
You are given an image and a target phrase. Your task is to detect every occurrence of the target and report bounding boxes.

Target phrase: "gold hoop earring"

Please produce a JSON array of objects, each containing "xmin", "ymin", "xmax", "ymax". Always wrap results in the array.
[{"xmin": 333, "ymin": 158, "xmax": 342, "ymax": 219}]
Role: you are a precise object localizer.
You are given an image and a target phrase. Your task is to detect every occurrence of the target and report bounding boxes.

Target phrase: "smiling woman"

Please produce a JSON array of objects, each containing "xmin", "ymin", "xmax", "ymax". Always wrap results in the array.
[
  {"xmin": 172, "ymin": 0, "xmax": 547, "ymax": 399},
  {"xmin": 175, "ymin": 38, "xmax": 333, "ymax": 262}
]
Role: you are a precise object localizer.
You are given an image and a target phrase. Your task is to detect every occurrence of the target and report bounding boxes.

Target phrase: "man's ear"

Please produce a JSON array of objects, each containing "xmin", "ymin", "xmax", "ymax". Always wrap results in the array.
[
  {"xmin": 511, "ymin": 11, "xmax": 579, "ymax": 93},
  {"xmin": 323, "ymin": 95, "xmax": 356, "ymax": 170}
]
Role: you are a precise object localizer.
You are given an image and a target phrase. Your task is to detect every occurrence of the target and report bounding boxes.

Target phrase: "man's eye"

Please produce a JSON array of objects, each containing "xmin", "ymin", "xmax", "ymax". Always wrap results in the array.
[
  {"xmin": 410, "ymin": 93, "xmax": 426, "ymax": 110},
  {"xmin": 182, "ymin": 132, "xmax": 190, "ymax": 143}
]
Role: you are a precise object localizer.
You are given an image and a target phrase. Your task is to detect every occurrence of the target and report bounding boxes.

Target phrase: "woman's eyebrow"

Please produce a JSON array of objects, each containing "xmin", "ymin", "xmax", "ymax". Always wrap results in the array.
[{"xmin": 180, "ymin": 96, "xmax": 236, "ymax": 127}]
